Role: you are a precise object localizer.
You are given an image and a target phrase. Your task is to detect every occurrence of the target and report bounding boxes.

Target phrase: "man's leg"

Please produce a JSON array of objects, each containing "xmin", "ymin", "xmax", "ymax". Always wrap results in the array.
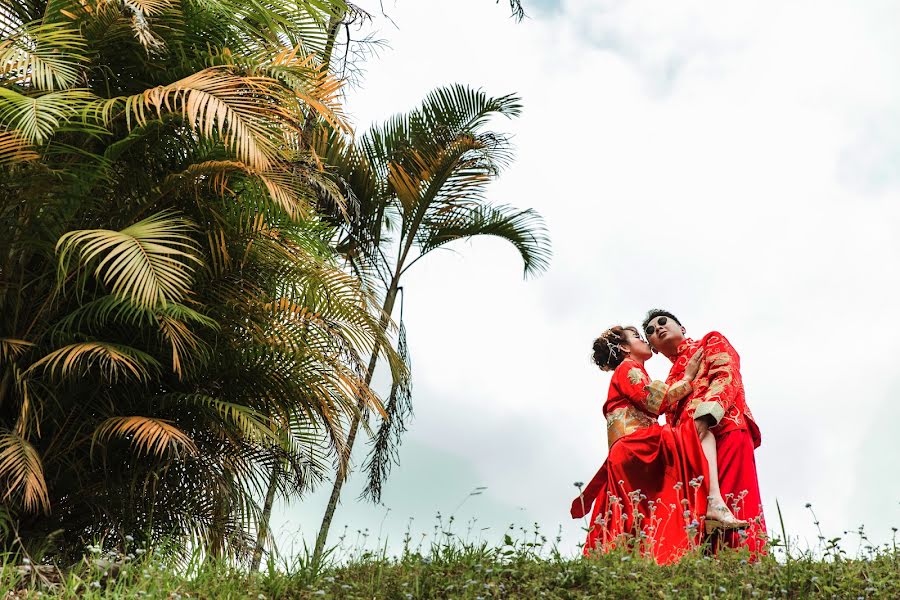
[{"xmin": 715, "ymin": 428, "xmax": 766, "ymax": 554}]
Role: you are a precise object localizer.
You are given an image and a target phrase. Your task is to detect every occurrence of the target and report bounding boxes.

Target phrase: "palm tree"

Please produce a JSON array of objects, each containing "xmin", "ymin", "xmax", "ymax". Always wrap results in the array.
[
  {"xmin": 0, "ymin": 0, "xmax": 404, "ymax": 561},
  {"xmin": 310, "ymin": 84, "xmax": 551, "ymax": 566}
]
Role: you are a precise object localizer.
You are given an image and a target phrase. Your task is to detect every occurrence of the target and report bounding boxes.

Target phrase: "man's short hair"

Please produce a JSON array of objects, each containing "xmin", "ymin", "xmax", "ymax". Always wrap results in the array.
[{"xmin": 642, "ymin": 309, "xmax": 682, "ymax": 333}]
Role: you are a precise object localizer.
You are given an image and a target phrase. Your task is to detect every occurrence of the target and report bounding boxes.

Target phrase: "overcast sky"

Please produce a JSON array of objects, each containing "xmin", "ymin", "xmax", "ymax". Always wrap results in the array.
[{"xmin": 274, "ymin": 0, "xmax": 900, "ymax": 559}]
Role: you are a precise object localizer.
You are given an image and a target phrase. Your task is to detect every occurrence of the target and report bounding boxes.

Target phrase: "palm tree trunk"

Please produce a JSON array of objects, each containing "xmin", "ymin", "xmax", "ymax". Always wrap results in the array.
[
  {"xmin": 251, "ymin": 463, "xmax": 281, "ymax": 571},
  {"xmin": 311, "ymin": 280, "xmax": 401, "ymax": 567}
]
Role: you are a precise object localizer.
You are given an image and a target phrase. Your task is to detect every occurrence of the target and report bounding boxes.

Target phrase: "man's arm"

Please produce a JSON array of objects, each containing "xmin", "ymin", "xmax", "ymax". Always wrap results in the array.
[{"xmin": 693, "ymin": 332, "xmax": 740, "ymax": 428}]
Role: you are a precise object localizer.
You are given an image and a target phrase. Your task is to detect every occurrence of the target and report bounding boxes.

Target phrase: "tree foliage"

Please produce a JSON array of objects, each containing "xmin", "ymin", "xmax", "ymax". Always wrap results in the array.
[{"xmin": 0, "ymin": 0, "xmax": 403, "ymax": 560}]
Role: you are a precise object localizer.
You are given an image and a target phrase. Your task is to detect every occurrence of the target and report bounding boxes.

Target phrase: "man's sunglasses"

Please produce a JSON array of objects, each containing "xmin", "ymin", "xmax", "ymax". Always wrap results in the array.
[{"xmin": 645, "ymin": 317, "xmax": 667, "ymax": 337}]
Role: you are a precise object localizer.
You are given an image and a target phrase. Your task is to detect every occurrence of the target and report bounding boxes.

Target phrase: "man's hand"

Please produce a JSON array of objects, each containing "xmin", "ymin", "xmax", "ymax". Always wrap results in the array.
[{"xmin": 694, "ymin": 414, "xmax": 716, "ymax": 438}]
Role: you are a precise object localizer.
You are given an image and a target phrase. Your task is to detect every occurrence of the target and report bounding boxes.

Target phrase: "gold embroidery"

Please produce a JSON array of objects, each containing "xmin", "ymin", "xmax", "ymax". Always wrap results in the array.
[
  {"xmin": 663, "ymin": 380, "xmax": 692, "ymax": 412},
  {"xmin": 627, "ymin": 368, "xmax": 647, "ymax": 385},
  {"xmin": 606, "ymin": 406, "xmax": 655, "ymax": 448},
  {"xmin": 644, "ymin": 381, "xmax": 667, "ymax": 414}
]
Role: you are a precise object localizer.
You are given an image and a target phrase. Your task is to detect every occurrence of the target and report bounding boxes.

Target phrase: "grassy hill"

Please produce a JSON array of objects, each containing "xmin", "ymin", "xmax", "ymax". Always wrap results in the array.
[{"xmin": 3, "ymin": 535, "xmax": 898, "ymax": 599}]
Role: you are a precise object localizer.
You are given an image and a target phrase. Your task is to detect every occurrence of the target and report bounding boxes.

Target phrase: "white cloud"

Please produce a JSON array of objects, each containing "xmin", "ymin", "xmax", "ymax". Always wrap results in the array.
[{"xmin": 276, "ymin": 0, "xmax": 900, "ymax": 557}]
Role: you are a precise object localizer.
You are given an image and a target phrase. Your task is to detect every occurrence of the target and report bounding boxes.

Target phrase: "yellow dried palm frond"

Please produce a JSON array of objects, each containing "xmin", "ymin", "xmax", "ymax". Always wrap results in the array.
[
  {"xmin": 57, "ymin": 212, "xmax": 201, "ymax": 308},
  {"xmin": 0, "ymin": 338, "xmax": 34, "ymax": 362},
  {"xmin": 0, "ymin": 429, "xmax": 49, "ymax": 513},
  {"xmin": 28, "ymin": 342, "xmax": 156, "ymax": 383},
  {"xmin": 94, "ymin": 416, "xmax": 197, "ymax": 458},
  {"xmin": 387, "ymin": 152, "xmax": 430, "ymax": 214},
  {"xmin": 0, "ymin": 130, "xmax": 39, "ymax": 165},
  {"xmin": 156, "ymin": 313, "xmax": 204, "ymax": 378},
  {"xmin": 92, "ymin": 67, "xmax": 301, "ymax": 171},
  {"xmin": 264, "ymin": 46, "xmax": 348, "ymax": 133}
]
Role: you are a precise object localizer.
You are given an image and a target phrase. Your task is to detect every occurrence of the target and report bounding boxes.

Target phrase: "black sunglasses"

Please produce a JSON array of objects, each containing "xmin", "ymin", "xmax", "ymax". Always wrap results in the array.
[{"xmin": 645, "ymin": 316, "xmax": 667, "ymax": 337}]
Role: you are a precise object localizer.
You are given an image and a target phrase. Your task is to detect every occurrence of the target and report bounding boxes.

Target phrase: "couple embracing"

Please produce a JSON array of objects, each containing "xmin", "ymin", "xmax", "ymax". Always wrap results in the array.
[{"xmin": 571, "ymin": 309, "xmax": 765, "ymax": 564}]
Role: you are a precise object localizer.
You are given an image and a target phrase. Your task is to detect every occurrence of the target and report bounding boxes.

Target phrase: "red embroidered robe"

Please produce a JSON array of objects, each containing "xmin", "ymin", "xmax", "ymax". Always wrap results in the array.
[
  {"xmin": 664, "ymin": 332, "xmax": 766, "ymax": 554},
  {"xmin": 663, "ymin": 332, "xmax": 760, "ymax": 447}
]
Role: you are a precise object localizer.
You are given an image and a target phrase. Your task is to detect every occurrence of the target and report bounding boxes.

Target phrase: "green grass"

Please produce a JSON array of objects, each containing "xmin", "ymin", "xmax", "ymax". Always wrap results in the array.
[{"xmin": 2, "ymin": 530, "xmax": 898, "ymax": 599}]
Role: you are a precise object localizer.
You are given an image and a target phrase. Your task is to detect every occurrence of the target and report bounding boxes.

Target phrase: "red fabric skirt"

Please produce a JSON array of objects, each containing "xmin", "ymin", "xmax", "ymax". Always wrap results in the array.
[
  {"xmin": 571, "ymin": 420, "xmax": 709, "ymax": 564},
  {"xmin": 708, "ymin": 428, "xmax": 767, "ymax": 555}
]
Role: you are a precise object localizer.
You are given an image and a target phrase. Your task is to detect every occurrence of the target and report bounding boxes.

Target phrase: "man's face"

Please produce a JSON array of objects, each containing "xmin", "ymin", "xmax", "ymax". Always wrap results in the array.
[{"xmin": 645, "ymin": 315, "xmax": 685, "ymax": 351}]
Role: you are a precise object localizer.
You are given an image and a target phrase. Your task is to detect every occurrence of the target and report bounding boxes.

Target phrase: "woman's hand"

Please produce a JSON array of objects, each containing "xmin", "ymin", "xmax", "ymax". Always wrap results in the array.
[{"xmin": 685, "ymin": 349, "xmax": 704, "ymax": 381}]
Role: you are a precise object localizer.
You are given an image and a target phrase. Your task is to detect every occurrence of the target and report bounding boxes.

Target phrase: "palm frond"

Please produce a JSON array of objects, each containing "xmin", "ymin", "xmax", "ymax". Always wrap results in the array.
[
  {"xmin": 500, "ymin": 0, "xmax": 526, "ymax": 22},
  {"xmin": 0, "ymin": 338, "xmax": 34, "ymax": 363},
  {"xmin": 0, "ymin": 87, "xmax": 95, "ymax": 144},
  {"xmin": 416, "ymin": 203, "xmax": 551, "ymax": 278},
  {"xmin": 158, "ymin": 393, "xmax": 280, "ymax": 445},
  {"xmin": 94, "ymin": 416, "xmax": 198, "ymax": 458},
  {"xmin": 361, "ymin": 317, "xmax": 411, "ymax": 503},
  {"xmin": 0, "ymin": 429, "xmax": 49, "ymax": 513},
  {"xmin": 28, "ymin": 341, "xmax": 159, "ymax": 382},
  {"xmin": 57, "ymin": 212, "xmax": 202, "ymax": 308},
  {"xmin": 260, "ymin": 45, "xmax": 348, "ymax": 131},
  {"xmin": 161, "ymin": 160, "xmax": 321, "ymax": 219},
  {"xmin": 0, "ymin": 20, "xmax": 88, "ymax": 90},
  {"xmin": 413, "ymin": 84, "xmax": 522, "ymax": 145},
  {"xmin": 0, "ymin": 129, "xmax": 39, "ymax": 164},
  {"xmin": 91, "ymin": 67, "xmax": 302, "ymax": 171}
]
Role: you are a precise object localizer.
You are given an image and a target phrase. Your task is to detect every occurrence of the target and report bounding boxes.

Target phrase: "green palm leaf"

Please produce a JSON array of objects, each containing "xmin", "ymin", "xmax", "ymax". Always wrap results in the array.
[
  {"xmin": 0, "ymin": 87, "xmax": 95, "ymax": 144},
  {"xmin": 417, "ymin": 203, "xmax": 551, "ymax": 278},
  {"xmin": 0, "ymin": 21, "xmax": 88, "ymax": 90},
  {"xmin": 57, "ymin": 212, "xmax": 202, "ymax": 308}
]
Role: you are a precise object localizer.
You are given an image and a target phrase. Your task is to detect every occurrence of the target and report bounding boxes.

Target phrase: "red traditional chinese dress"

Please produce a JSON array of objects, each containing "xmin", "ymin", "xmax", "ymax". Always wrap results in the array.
[
  {"xmin": 664, "ymin": 332, "xmax": 766, "ymax": 554},
  {"xmin": 571, "ymin": 357, "xmax": 710, "ymax": 564}
]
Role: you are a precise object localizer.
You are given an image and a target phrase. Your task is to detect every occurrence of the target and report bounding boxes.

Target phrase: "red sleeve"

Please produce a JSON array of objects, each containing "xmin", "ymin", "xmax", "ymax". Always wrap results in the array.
[
  {"xmin": 610, "ymin": 362, "xmax": 668, "ymax": 416},
  {"xmin": 695, "ymin": 332, "xmax": 740, "ymax": 424}
]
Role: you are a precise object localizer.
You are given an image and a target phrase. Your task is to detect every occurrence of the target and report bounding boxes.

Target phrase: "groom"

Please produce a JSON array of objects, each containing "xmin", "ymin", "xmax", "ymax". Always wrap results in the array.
[{"xmin": 642, "ymin": 309, "xmax": 766, "ymax": 553}]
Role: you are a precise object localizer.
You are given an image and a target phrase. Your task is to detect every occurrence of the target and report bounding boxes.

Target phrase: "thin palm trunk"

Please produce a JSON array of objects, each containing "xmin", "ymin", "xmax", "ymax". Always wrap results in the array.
[
  {"xmin": 311, "ymin": 278, "xmax": 400, "ymax": 567},
  {"xmin": 251, "ymin": 463, "xmax": 281, "ymax": 571}
]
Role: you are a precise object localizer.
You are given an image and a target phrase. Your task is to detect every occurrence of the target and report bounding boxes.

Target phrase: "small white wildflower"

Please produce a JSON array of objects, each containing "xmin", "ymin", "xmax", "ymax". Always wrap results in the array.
[
  {"xmin": 314, "ymin": 591, "xmax": 326, "ymax": 597},
  {"xmin": 125, "ymin": 534, "xmax": 134, "ymax": 542},
  {"xmin": 258, "ymin": 594, "xmax": 266, "ymax": 600},
  {"xmin": 90, "ymin": 581, "xmax": 101, "ymax": 588}
]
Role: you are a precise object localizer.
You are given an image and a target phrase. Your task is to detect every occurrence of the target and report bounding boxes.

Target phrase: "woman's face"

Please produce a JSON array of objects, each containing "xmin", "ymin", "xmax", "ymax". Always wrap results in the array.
[{"xmin": 622, "ymin": 328, "xmax": 653, "ymax": 361}]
